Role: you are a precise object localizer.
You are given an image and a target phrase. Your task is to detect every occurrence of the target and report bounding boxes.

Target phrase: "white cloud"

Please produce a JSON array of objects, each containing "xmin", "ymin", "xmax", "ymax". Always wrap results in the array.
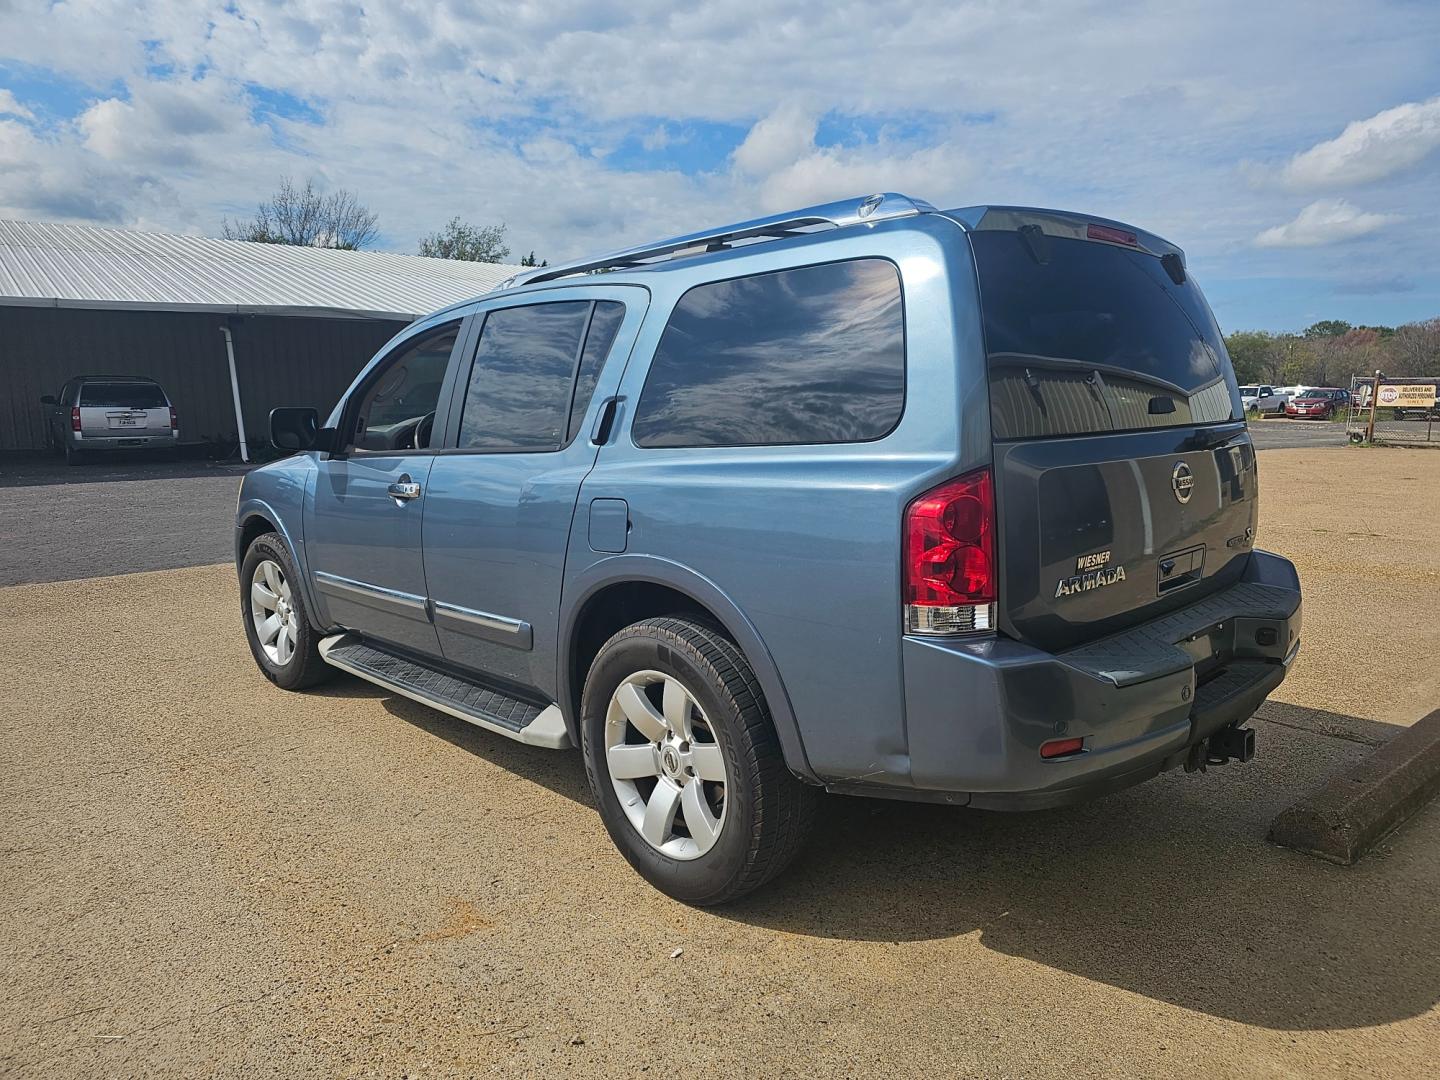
[
  {"xmin": 1280, "ymin": 95, "xmax": 1440, "ymax": 190},
  {"xmin": 733, "ymin": 104, "xmax": 817, "ymax": 177},
  {"xmin": 0, "ymin": 89, "xmax": 33, "ymax": 120},
  {"xmin": 0, "ymin": 0, "xmax": 1436, "ymax": 330},
  {"xmin": 1254, "ymin": 199, "xmax": 1398, "ymax": 248}
]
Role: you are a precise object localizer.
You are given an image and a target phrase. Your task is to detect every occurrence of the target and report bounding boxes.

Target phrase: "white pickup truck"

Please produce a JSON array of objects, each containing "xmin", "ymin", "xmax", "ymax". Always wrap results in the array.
[{"xmin": 1238, "ymin": 384, "xmax": 1287, "ymax": 415}]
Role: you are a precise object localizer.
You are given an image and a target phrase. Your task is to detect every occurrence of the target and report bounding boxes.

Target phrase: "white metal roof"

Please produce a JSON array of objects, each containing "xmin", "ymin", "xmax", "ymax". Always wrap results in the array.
[{"xmin": 0, "ymin": 219, "xmax": 515, "ymax": 321}]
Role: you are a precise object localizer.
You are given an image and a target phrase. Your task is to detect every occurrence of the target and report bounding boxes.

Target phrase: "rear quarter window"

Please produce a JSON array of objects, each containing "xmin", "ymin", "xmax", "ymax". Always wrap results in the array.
[{"xmin": 631, "ymin": 258, "xmax": 905, "ymax": 448}]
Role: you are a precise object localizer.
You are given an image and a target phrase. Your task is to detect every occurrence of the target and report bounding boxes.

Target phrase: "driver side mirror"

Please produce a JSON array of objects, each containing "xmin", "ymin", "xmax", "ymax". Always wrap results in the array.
[{"xmin": 270, "ymin": 407, "xmax": 334, "ymax": 453}]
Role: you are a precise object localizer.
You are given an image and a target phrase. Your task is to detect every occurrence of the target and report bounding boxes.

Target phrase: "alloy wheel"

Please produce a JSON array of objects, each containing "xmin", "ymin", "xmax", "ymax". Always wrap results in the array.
[
  {"xmin": 604, "ymin": 670, "xmax": 728, "ymax": 860},
  {"xmin": 250, "ymin": 559, "xmax": 298, "ymax": 666}
]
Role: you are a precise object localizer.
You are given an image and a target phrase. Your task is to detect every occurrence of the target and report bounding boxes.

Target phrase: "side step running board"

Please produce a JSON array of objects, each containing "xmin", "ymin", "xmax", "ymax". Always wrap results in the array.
[{"xmin": 318, "ymin": 633, "xmax": 572, "ymax": 750}]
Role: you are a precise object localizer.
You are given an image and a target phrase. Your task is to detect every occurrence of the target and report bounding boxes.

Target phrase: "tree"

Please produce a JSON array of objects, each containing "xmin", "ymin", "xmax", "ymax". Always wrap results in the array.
[
  {"xmin": 418, "ymin": 218, "xmax": 510, "ymax": 262},
  {"xmin": 1223, "ymin": 330, "xmax": 1273, "ymax": 384},
  {"xmin": 1391, "ymin": 318, "xmax": 1440, "ymax": 377},
  {"xmin": 1303, "ymin": 319, "xmax": 1352, "ymax": 339},
  {"xmin": 519, "ymin": 251, "xmax": 548, "ymax": 267},
  {"xmin": 223, "ymin": 178, "xmax": 379, "ymax": 250}
]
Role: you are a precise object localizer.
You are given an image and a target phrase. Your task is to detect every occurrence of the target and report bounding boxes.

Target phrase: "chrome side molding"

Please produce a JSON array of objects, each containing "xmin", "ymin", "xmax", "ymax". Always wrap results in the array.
[
  {"xmin": 433, "ymin": 600, "xmax": 533, "ymax": 650},
  {"xmin": 313, "ymin": 571, "xmax": 429, "ymax": 622}
]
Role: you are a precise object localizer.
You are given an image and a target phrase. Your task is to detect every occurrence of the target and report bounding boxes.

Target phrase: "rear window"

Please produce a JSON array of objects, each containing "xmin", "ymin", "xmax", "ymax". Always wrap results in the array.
[
  {"xmin": 631, "ymin": 258, "xmax": 905, "ymax": 448},
  {"xmin": 970, "ymin": 230, "xmax": 1241, "ymax": 439},
  {"xmin": 79, "ymin": 382, "xmax": 166, "ymax": 408}
]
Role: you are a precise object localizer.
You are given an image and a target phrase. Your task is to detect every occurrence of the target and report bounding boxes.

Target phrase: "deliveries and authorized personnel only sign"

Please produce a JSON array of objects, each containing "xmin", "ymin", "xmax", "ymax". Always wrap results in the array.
[{"xmin": 1377, "ymin": 383, "xmax": 1438, "ymax": 408}]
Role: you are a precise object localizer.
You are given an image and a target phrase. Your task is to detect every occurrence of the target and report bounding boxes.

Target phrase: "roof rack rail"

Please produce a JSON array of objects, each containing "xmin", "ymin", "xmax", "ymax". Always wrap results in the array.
[{"xmin": 494, "ymin": 192, "xmax": 934, "ymax": 291}]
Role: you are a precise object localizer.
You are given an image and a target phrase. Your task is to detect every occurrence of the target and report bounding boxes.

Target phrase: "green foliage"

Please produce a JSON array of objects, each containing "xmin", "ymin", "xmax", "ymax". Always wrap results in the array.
[
  {"xmin": 1225, "ymin": 317, "xmax": 1440, "ymax": 386},
  {"xmin": 519, "ymin": 251, "xmax": 548, "ymax": 267},
  {"xmin": 417, "ymin": 218, "xmax": 511, "ymax": 262},
  {"xmin": 1224, "ymin": 330, "xmax": 1273, "ymax": 383}
]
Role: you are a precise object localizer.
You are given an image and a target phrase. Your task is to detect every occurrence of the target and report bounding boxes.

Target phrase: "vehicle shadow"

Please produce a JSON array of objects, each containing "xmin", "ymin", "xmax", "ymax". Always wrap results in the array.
[
  {"xmin": 347, "ymin": 684, "xmax": 1439, "ymax": 1032},
  {"xmin": 720, "ymin": 706, "xmax": 1438, "ymax": 1032},
  {"xmin": 377, "ymin": 693, "xmax": 596, "ymax": 809}
]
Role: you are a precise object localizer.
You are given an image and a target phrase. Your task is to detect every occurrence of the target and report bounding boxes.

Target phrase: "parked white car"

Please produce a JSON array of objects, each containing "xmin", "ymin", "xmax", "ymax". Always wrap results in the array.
[{"xmin": 1238, "ymin": 384, "xmax": 1287, "ymax": 415}]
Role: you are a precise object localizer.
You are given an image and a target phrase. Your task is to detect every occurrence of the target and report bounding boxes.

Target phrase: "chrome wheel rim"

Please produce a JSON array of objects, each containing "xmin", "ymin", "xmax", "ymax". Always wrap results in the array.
[
  {"xmin": 604, "ymin": 670, "xmax": 728, "ymax": 861},
  {"xmin": 250, "ymin": 559, "xmax": 297, "ymax": 666}
]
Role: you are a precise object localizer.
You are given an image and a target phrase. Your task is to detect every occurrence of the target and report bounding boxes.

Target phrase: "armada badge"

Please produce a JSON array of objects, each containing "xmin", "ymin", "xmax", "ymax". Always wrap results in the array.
[{"xmin": 1055, "ymin": 550, "xmax": 1127, "ymax": 599}]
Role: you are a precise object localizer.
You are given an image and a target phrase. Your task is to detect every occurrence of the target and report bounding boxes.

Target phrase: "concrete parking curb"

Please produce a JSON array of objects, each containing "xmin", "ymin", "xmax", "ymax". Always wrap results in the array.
[{"xmin": 1269, "ymin": 708, "xmax": 1440, "ymax": 864}]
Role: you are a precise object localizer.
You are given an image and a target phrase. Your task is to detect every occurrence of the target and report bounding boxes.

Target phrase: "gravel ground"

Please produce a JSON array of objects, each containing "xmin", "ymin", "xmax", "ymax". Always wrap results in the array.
[
  {"xmin": 1256, "ymin": 448, "xmax": 1440, "ymax": 725},
  {"xmin": 1, "ymin": 448, "xmax": 1438, "ymax": 1078},
  {"xmin": 0, "ymin": 458, "xmax": 247, "ymax": 586}
]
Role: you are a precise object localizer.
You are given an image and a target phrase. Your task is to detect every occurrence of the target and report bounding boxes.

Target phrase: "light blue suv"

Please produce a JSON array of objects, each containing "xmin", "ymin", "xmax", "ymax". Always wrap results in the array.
[{"xmin": 236, "ymin": 193, "xmax": 1302, "ymax": 904}]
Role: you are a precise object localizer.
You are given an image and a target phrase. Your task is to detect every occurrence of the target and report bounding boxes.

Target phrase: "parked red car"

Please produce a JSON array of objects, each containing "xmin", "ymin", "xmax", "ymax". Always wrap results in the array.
[{"xmin": 1285, "ymin": 387, "xmax": 1349, "ymax": 419}]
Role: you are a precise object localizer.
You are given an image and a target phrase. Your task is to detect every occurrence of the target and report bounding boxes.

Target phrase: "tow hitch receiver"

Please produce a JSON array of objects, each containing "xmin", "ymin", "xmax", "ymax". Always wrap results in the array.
[
  {"xmin": 1210, "ymin": 725, "xmax": 1256, "ymax": 764},
  {"xmin": 1185, "ymin": 725, "xmax": 1256, "ymax": 772}
]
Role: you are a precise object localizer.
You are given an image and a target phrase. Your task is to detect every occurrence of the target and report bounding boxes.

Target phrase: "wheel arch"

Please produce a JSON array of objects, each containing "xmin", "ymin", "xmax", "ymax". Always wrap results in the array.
[
  {"xmin": 559, "ymin": 557, "xmax": 819, "ymax": 784},
  {"xmin": 237, "ymin": 497, "xmax": 325, "ymax": 631}
]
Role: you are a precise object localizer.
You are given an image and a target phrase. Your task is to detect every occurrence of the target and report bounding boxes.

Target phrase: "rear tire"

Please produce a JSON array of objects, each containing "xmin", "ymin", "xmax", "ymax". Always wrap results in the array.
[
  {"xmin": 581, "ymin": 616, "xmax": 818, "ymax": 905},
  {"xmin": 240, "ymin": 532, "xmax": 333, "ymax": 691},
  {"xmin": 64, "ymin": 443, "xmax": 86, "ymax": 466}
]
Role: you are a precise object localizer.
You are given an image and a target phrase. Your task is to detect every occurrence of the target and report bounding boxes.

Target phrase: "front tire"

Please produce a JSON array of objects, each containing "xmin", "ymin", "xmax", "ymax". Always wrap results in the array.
[
  {"xmin": 240, "ymin": 532, "xmax": 333, "ymax": 691},
  {"xmin": 581, "ymin": 616, "xmax": 818, "ymax": 905}
]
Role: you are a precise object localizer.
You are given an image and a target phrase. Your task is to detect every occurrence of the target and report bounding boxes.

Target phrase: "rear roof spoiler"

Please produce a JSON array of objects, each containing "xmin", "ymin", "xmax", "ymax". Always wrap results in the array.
[{"xmin": 945, "ymin": 205, "xmax": 1185, "ymax": 264}]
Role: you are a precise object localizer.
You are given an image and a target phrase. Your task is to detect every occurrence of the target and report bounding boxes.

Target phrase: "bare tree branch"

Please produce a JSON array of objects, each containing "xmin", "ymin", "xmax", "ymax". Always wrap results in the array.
[{"xmin": 222, "ymin": 178, "xmax": 379, "ymax": 250}]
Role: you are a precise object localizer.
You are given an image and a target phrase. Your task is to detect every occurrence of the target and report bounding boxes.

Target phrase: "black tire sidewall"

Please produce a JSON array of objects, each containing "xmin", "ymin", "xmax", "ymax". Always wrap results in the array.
[
  {"xmin": 581, "ymin": 626, "xmax": 761, "ymax": 904},
  {"xmin": 240, "ymin": 533, "xmax": 319, "ymax": 691}
]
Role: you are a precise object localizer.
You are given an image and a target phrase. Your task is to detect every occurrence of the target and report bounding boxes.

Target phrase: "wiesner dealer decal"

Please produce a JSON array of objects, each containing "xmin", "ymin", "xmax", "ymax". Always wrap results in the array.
[{"xmin": 1055, "ymin": 550, "xmax": 1126, "ymax": 598}]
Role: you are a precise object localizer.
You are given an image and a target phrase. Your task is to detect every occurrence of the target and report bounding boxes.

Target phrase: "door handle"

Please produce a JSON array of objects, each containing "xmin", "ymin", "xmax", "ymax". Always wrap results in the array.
[
  {"xmin": 387, "ymin": 478, "xmax": 422, "ymax": 501},
  {"xmin": 590, "ymin": 396, "xmax": 621, "ymax": 445}
]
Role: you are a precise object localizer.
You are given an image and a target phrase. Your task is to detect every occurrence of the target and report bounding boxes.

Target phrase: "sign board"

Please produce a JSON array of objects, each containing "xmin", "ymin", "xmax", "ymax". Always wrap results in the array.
[{"xmin": 1376, "ymin": 383, "xmax": 1438, "ymax": 408}]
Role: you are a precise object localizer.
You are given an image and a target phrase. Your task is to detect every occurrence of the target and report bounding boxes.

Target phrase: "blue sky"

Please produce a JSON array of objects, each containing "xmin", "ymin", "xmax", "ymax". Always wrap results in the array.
[{"xmin": 1, "ymin": 0, "xmax": 1437, "ymax": 332}]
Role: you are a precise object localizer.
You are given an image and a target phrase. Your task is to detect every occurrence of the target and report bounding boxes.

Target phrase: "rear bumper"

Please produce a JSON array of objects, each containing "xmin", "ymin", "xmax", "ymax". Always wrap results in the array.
[
  {"xmin": 70, "ymin": 432, "xmax": 179, "ymax": 450},
  {"xmin": 872, "ymin": 549, "xmax": 1301, "ymax": 808}
]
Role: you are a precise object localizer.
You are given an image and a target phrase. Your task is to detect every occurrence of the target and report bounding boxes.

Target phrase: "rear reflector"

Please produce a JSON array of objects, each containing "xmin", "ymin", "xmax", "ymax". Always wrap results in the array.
[
  {"xmin": 903, "ymin": 467, "xmax": 997, "ymax": 635},
  {"xmin": 1041, "ymin": 737, "xmax": 1085, "ymax": 759},
  {"xmin": 71, "ymin": 406, "xmax": 81, "ymax": 432},
  {"xmin": 1086, "ymin": 223, "xmax": 1138, "ymax": 247}
]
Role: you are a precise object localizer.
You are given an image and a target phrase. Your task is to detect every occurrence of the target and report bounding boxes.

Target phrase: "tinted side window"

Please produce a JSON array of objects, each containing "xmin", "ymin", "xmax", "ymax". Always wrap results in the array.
[
  {"xmin": 459, "ymin": 301, "xmax": 591, "ymax": 451},
  {"xmin": 567, "ymin": 301, "xmax": 625, "ymax": 442},
  {"xmin": 631, "ymin": 259, "xmax": 905, "ymax": 448},
  {"xmin": 352, "ymin": 324, "xmax": 458, "ymax": 452}
]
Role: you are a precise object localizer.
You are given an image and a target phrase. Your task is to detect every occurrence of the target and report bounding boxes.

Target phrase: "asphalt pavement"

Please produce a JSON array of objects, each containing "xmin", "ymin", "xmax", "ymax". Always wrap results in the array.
[
  {"xmin": 0, "ymin": 457, "xmax": 248, "ymax": 586},
  {"xmin": 1246, "ymin": 417, "xmax": 1436, "ymax": 450}
]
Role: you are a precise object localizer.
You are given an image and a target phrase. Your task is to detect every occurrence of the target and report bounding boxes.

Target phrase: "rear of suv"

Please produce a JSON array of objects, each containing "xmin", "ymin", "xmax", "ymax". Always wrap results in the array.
[
  {"xmin": 41, "ymin": 375, "xmax": 179, "ymax": 463},
  {"xmin": 235, "ymin": 193, "xmax": 1302, "ymax": 904}
]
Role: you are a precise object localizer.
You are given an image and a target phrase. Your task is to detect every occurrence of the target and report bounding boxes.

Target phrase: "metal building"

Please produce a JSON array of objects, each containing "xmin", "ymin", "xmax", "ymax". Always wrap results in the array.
[{"xmin": 0, "ymin": 220, "xmax": 513, "ymax": 453}]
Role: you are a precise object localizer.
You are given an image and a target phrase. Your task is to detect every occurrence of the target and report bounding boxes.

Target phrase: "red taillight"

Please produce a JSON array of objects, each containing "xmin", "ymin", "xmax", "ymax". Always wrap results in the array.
[
  {"xmin": 169, "ymin": 407, "xmax": 178, "ymax": 430},
  {"xmin": 1087, "ymin": 223, "xmax": 1138, "ymax": 247},
  {"xmin": 70, "ymin": 406, "xmax": 81, "ymax": 432},
  {"xmin": 1041, "ymin": 737, "xmax": 1086, "ymax": 759},
  {"xmin": 904, "ymin": 467, "xmax": 997, "ymax": 635}
]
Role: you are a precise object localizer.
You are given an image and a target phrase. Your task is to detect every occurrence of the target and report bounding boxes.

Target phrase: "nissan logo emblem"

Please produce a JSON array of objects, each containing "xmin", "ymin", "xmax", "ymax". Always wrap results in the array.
[{"xmin": 1171, "ymin": 461, "xmax": 1195, "ymax": 504}]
